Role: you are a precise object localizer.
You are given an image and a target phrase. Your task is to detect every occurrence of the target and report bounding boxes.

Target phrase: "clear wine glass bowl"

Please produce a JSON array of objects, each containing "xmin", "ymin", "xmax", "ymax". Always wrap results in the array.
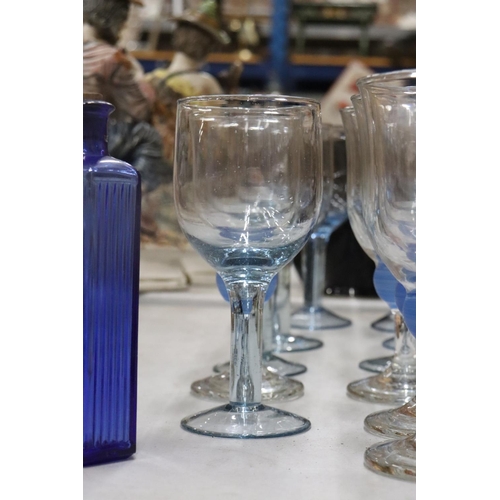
[{"xmin": 174, "ymin": 94, "xmax": 323, "ymax": 438}]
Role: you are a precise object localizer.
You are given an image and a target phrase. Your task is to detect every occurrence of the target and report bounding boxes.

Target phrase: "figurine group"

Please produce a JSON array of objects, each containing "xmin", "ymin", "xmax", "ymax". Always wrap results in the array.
[{"xmin": 83, "ymin": 0, "xmax": 240, "ymax": 246}]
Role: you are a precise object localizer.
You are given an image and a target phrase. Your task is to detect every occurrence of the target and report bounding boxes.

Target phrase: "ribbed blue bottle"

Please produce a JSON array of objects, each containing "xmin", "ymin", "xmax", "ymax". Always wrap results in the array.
[{"xmin": 83, "ymin": 98, "xmax": 141, "ymax": 465}]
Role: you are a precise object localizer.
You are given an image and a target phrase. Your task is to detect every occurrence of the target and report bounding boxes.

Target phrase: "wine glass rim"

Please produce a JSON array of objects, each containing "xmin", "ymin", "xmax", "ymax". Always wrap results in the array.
[
  {"xmin": 365, "ymin": 85, "xmax": 416, "ymax": 96},
  {"xmin": 177, "ymin": 93, "xmax": 321, "ymax": 110},
  {"xmin": 356, "ymin": 69, "xmax": 416, "ymax": 89}
]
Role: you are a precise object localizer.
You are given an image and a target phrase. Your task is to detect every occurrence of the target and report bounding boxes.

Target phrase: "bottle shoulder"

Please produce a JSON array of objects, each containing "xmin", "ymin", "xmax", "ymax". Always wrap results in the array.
[{"xmin": 84, "ymin": 155, "xmax": 139, "ymax": 181}]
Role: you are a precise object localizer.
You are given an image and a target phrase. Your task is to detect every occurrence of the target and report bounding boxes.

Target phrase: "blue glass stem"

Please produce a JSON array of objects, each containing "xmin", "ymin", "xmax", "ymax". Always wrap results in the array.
[
  {"xmin": 301, "ymin": 234, "xmax": 327, "ymax": 308},
  {"xmin": 227, "ymin": 283, "xmax": 267, "ymax": 406}
]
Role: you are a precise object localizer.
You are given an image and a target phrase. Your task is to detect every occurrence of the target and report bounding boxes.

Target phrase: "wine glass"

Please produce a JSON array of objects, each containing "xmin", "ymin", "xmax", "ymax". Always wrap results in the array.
[
  {"xmin": 291, "ymin": 124, "xmax": 352, "ymax": 331},
  {"xmin": 341, "ymin": 103, "xmax": 397, "ymax": 374},
  {"xmin": 345, "ymin": 89, "xmax": 416, "ymax": 404},
  {"xmin": 272, "ymin": 263, "xmax": 324, "ymax": 353},
  {"xmin": 174, "ymin": 94, "xmax": 323, "ymax": 438},
  {"xmin": 357, "ymin": 74, "xmax": 417, "ymax": 480},
  {"xmin": 338, "ymin": 120, "xmax": 392, "ymax": 339},
  {"xmin": 263, "ymin": 276, "xmax": 309, "ymax": 375}
]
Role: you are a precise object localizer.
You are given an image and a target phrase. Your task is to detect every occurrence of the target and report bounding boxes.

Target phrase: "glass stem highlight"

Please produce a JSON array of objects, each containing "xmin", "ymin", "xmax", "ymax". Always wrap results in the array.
[{"xmin": 227, "ymin": 283, "xmax": 266, "ymax": 406}]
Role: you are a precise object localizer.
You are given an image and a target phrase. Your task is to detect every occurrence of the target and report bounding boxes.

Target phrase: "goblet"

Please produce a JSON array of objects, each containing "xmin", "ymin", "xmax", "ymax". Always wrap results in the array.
[
  {"xmin": 291, "ymin": 124, "xmax": 351, "ymax": 331},
  {"xmin": 341, "ymin": 103, "xmax": 398, "ymax": 374},
  {"xmin": 357, "ymin": 73, "xmax": 417, "ymax": 480},
  {"xmin": 212, "ymin": 273, "xmax": 308, "ymax": 377},
  {"xmin": 337, "ymin": 110, "xmax": 392, "ymax": 336},
  {"xmin": 174, "ymin": 94, "xmax": 322, "ymax": 438},
  {"xmin": 264, "ymin": 280, "xmax": 309, "ymax": 375},
  {"xmin": 272, "ymin": 263, "xmax": 324, "ymax": 353},
  {"xmin": 345, "ymin": 90, "xmax": 416, "ymax": 403}
]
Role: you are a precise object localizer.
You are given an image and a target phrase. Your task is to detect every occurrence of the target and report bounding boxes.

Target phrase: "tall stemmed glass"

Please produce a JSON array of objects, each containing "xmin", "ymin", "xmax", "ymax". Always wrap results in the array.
[
  {"xmin": 291, "ymin": 124, "xmax": 351, "ymax": 331},
  {"xmin": 358, "ymin": 77, "xmax": 417, "ymax": 480},
  {"xmin": 273, "ymin": 264, "xmax": 324, "ymax": 352},
  {"xmin": 341, "ymin": 103, "xmax": 396, "ymax": 374},
  {"xmin": 345, "ymin": 88, "xmax": 416, "ymax": 404},
  {"xmin": 174, "ymin": 94, "xmax": 322, "ymax": 438},
  {"xmin": 261, "ymin": 275, "xmax": 310, "ymax": 375}
]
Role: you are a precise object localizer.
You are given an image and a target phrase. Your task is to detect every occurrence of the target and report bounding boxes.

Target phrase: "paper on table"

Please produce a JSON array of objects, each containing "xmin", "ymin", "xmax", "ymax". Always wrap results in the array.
[
  {"xmin": 139, "ymin": 243, "xmax": 217, "ymax": 292},
  {"xmin": 139, "ymin": 245, "xmax": 189, "ymax": 293},
  {"xmin": 179, "ymin": 248, "xmax": 216, "ymax": 286}
]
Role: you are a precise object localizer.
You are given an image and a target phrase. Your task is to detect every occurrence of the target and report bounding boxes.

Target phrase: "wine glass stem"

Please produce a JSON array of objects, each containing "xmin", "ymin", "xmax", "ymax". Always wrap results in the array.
[
  {"xmin": 227, "ymin": 283, "xmax": 266, "ymax": 406},
  {"xmin": 262, "ymin": 295, "xmax": 274, "ymax": 355},
  {"xmin": 272, "ymin": 264, "xmax": 292, "ymax": 351},
  {"xmin": 302, "ymin": 234, "xmax": 328, "ymax": 308},
  {"xmin": 392, "ymin": 310, "xmax": 416, "ymax": 375}
]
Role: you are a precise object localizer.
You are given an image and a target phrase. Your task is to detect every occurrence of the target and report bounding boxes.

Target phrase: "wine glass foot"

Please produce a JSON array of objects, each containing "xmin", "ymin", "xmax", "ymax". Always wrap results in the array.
[
  {"xmin": 346, "ymin": 371, "xmax": 415, "ymax": 405},
  {"xmin": 370, "ymin": 312, "xmax": 395, "ymax": 333},
  {"xmin": 364, "ymin": 397, "xmax": 416, "ymax": 439},
  {"xmin": 273, "ymin": 333, "xmax": 324, "ymax": 352},
  {"xmin": 181, "ymin": 403, "xmax": 311, "ymax": 439},
  {"xmin": 191, "ymin": 368, "xmax": 305, "ymax": 402},
  {"xmin": 213, "ymin": 354, "xmax": 307, "ymax": 377},
  {"xmin": 364, "ymin": 434, "xmax": 416, "ymax": 481},
  {"xmin": 358, "ymin": 355, "xmax": 393, "ymax": 373},
  {"xmin": 382, "ymin": 337, "xmax": 395, "ymax": 350},
  {"xmin": 290, "ymin": 306, "xmax": 351, "ymax": 331}
]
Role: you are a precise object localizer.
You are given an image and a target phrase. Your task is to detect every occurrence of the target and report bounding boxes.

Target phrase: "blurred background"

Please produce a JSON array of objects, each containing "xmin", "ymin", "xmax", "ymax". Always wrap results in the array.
[
  {"xmin": 84, "ymin": 0, "xmax": 416, "ymax": 299},
  {"xmin": 121, "ymin": 0, "xmax": 416, "ymax": 99}
]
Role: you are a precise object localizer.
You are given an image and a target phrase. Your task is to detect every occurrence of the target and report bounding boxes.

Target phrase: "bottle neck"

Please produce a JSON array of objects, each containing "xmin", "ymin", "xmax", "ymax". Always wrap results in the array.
[{"xmin": 83, "ymin": 101, "xmax": 114, "ymax": 158}]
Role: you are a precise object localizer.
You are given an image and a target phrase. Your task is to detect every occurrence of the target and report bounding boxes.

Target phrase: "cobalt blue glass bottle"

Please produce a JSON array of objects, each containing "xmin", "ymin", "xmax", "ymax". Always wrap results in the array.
[{"xmin": 83, "ymin": 98, "xmax": 141, "ymax": 465}]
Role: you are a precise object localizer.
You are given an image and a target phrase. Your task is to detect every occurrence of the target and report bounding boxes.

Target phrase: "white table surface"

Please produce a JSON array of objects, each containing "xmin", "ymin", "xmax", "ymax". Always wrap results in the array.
[{"xmin": 83, "ymin": 266, "xmax": 416, "ymax": 500}]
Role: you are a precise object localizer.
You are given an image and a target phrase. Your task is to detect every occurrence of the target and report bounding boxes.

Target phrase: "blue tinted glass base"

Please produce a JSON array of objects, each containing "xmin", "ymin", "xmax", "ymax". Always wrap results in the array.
[
  {"xmin": 383, "ymin": 337, "xmax": 395, "ymax": 350},
  {"xmin": 370, "ymin": 312, "xmax": 395, "ymax": 333},
  {"xmin": 181, "ymin": 403, "xmax": 311, "ymax": 439},
  {"xmin": 291, "ymin": 306, "xmax": 351, "ymax": 330},
  {"xmin": 272, "ymin": 333, "xmax": 324, "ymax": 352},
  {"xmin": 358, "ymin": 354, "xmax": 393, "ymax": 373}
]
